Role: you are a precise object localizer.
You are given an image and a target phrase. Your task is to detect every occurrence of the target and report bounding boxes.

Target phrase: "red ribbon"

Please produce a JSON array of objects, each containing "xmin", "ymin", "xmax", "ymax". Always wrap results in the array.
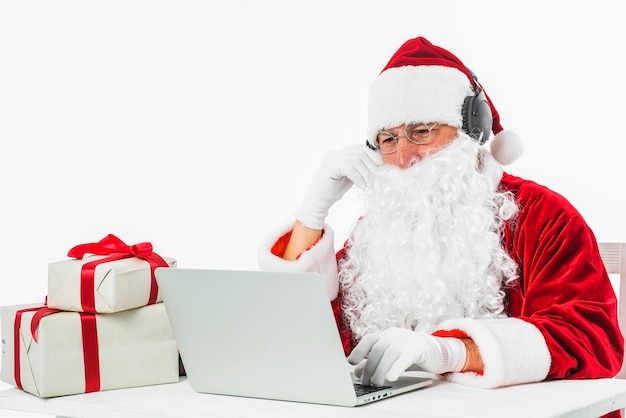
[
  {"xmin": 79, "ymin": 313, "xmax": 101, "ymax": 392},
  {"xmin": 68, "ymin": 234, "xmax": 169, "ymax": 312},
  {"xmin": 14, "ymin": 307, "xmax": 101, "ymax": 393},
  {"xmin": 13, "ymin": 307, "xmax": 42, "ymax": 390},
  {"xmin": 30, "ymin": 307, "xmax": 63, "ymax": 342}
]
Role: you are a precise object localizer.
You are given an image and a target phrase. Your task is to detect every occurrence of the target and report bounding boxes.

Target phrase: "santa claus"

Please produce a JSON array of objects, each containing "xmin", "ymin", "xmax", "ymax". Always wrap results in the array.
[{"xmin": 258, "ymin": 36, "xmax": 623, "ymax": 413}]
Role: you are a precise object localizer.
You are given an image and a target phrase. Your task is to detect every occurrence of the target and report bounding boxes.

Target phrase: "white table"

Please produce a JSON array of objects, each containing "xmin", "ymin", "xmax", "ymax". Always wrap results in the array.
[{"xmin": 1, "ymin": 377, "xmax": 626, "ymax": 418}]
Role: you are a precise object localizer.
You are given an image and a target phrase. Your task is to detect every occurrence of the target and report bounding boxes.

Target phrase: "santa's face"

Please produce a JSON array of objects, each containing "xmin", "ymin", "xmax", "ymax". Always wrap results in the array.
[
  {"xmin": 377, "ymin": 123, "xmax": 459, "ymax": 169},
  {"xmin": 338, "ymin": 135, "xmax": 519, "ymax": 340}
]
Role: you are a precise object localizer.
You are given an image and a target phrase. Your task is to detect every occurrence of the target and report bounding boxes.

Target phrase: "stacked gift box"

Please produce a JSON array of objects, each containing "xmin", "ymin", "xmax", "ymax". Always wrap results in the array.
[{"xmin": 1, "ymin": 234, "xmax": 180, "ymax": 397}]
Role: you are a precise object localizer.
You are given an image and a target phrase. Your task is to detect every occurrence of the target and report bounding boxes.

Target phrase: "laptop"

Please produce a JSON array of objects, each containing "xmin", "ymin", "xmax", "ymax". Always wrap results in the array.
[{"xmin": 155, "ymin": 268, "xmax": 432, "ymax": 407}]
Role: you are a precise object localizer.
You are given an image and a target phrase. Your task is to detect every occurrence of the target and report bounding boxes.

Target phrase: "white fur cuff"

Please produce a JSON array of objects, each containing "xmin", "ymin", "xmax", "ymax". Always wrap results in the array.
[
  {"xmin": 257, "ymin": 222, "xmax": 340, "ymax": 300},
  {"xmin": 436, "ymin": 317, "xmax": 551, "ymax": 388}
]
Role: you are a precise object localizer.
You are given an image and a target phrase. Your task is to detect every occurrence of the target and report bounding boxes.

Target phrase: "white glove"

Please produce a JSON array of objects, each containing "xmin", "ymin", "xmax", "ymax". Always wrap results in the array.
[
  {"xmin": 295, "ymin": 144, "xmax": 382, "ymax": 230},
  {"xmin": 347, "ymin": 328, "xmax": 467, "ymax": 386}
]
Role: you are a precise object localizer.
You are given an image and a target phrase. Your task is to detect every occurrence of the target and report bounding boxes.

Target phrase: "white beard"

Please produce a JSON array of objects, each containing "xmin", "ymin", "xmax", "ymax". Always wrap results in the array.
[{"xmin": 338, "ymin": 136, "xmax": 519, "ymax": 340}]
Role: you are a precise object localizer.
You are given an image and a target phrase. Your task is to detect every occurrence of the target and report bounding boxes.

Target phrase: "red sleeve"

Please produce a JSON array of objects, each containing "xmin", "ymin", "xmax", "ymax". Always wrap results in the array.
[
  {"xmin": 270, "ymin": 230, "xmax": 326, "ymax": 259},
  {"xmin": 502, "ymin": 174, "xmax": 624, "ymax": 380},
  {"xmin": 432, "ymin": 329, "xmax": 469, "ymax": 338},
  {"xmin": 270, "ymin": 231, "xmax": 292, "ymax": 258}
]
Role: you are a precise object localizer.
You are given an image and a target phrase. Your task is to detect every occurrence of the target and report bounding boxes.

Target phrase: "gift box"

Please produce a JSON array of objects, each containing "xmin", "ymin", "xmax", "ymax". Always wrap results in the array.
[
  {"xmin": 47, "ymin": 234, "xmax": 176, "ymax": 313},
  {"xmin": 1, "ymin": 302, "xmax": 179, "ymax": 398}
]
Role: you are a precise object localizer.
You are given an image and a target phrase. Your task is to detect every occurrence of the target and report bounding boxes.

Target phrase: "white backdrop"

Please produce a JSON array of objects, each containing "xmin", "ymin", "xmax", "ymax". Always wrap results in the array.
[{"xmin": 1, "ymin": 0, "xmax": 625, "ymax": 401}]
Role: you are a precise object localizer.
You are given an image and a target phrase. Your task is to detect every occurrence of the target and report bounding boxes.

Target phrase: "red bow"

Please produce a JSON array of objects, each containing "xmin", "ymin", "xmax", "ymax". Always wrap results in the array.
[
  {"xmin": 68, "ymin": 234, "xmax": 168, "ymax": 312},
  {"xmin": 68, "ymin": 234, "xmax": 157, "ymax": 260}
]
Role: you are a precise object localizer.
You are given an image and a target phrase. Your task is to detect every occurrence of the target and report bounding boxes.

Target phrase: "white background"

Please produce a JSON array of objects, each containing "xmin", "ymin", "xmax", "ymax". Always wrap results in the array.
[{"xmin": 0, "ymin": 1, "xmax": 625, "ymax": 415}]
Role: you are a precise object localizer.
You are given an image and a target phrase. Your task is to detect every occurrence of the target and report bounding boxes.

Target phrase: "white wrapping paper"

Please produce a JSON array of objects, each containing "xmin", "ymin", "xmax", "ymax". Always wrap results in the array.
[
  {"xmin": 1, "ymin": 302, "xmax": 179, "ymax": 398},
  {"xmin": 47, "ymin": 255, "xmax": 176, "ymax": 313}
]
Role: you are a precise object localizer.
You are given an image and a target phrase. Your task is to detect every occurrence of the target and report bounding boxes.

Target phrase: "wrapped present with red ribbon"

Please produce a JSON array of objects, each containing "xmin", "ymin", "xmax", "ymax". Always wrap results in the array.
[
  {"xmin": 47, "ymin": 234, "xmax": 176, "ymax": 313},
  {"xmin": 0, "ymin": 302, "xmax": 179, "ymax": 398}
]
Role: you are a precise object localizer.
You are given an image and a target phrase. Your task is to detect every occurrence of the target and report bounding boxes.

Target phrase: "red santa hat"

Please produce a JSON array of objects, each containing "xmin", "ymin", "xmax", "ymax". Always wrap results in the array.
[{"xmin": 367, "ymin": 36, "xmax": 522, "ymax": 165}]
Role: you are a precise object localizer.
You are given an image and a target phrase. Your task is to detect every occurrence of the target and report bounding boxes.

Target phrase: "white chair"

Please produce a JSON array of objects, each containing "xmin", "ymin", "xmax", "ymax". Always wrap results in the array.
[{"xmin": 598, "ymin": 242, "xmax": 626, "ymax": 379}]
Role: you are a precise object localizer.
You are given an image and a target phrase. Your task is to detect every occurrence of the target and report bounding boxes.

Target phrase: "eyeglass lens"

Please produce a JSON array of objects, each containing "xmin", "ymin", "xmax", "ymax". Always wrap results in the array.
[{"xmin": 376, "ymin": 123, "xmax": 437, "ymax": 154}]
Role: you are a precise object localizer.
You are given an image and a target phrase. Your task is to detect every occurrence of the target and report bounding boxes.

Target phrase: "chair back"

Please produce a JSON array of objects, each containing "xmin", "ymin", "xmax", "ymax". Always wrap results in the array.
[{"xmin": 598, "ymin": 242, "xmax": 626, "ymax": 379}]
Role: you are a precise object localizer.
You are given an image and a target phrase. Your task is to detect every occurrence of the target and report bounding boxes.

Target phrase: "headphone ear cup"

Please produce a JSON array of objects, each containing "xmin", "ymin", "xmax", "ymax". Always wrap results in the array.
[
  {"xmin": 462, "ymin": 91, "xmax": 492, "ymax": 145},
  {"xmin": 461, "ymin": 95, "xmax": 474, "ymax": 137}
]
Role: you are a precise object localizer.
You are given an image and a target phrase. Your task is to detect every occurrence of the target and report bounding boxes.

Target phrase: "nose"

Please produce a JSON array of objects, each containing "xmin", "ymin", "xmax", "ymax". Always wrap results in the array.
[{"xmin": 387, "ymin": 136, "xmax": 423, "ymax": 169}]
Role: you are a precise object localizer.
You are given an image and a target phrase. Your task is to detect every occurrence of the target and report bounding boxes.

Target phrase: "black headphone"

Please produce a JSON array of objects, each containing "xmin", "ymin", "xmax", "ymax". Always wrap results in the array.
[{"xmin": 461, "ymin": 68, "xmax": 492, "ymax": 146}]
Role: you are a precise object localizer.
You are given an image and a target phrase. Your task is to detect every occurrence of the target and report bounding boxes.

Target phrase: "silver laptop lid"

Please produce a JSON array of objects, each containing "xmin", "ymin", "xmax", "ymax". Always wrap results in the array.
[{"xmin": 156, "ymin": 268, "xmax": 360, "ymax": 406}]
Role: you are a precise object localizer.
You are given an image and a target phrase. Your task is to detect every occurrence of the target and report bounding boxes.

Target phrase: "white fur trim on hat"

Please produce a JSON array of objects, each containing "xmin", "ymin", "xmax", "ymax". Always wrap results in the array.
[{"xmin": 367, "ymin": 65, "xmax": 473, "ymax": 146}]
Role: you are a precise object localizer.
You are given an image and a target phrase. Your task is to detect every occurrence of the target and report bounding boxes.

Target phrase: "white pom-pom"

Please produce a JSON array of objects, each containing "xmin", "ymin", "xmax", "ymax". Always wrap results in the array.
[{"xmin": 490, "ymin": 130, "xmax": 523, "ymax": 165}]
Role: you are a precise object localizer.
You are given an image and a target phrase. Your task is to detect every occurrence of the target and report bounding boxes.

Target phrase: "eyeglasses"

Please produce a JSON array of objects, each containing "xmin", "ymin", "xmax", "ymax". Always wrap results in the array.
[{"xmin": 375, "ymin": 122, "xmax": 439, "ymax": 154}]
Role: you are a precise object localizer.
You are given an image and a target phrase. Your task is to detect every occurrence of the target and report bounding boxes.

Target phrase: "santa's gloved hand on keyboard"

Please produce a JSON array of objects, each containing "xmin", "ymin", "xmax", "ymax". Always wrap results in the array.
[{"xmin": 347, "ymin": 327, "xmax": 468, "ymax": 386}]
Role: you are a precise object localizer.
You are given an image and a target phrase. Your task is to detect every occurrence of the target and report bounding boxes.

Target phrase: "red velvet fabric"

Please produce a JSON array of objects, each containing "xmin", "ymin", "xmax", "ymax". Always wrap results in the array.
[
  {"xmin": 270, "ymin": 230, "xmax": 293, "ymax": 258},
  {"xmin": 332, "ymin": 173, "xmax": 624, "ymax": 383},
  {"xmin": 501, "ymin": 173, "xmax": 623, "ymax": 380}
]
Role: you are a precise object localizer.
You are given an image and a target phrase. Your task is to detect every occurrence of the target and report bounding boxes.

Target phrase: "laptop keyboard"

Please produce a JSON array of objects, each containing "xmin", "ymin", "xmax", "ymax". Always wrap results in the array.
[{"xmin": 353, "ymin": 383, "xmax": 392, "ymax": 396}]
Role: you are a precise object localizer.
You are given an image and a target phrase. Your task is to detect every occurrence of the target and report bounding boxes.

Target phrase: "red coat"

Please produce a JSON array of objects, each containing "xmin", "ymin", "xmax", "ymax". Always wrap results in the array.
[
  {"xmin": 262, "ymin": 171, "xmax": 623, "ymax": 394},
  {"xmin": 331, "ymin": 173, "xmax": 623, "ymax": 381}
]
